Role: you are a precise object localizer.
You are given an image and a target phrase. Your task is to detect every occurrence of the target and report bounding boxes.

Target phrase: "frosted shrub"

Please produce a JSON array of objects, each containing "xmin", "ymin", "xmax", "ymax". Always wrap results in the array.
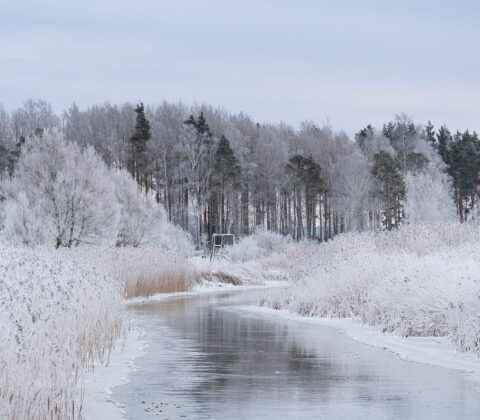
[
  {"xmin": 0, "ymin": 132, "xmax": 195, "ymax": 255},
  {"xmin": 261, "ymin": 224, "xmax": 480, "ymax": 355},
  {"xmin": 404, "ymin": 170, "xmax": 455, "ymax": 225},
  {"xmin": 112, "ymin": 170, "xmax": 193, "ymax": 255},
  {"xmin": 1, "ymin": 131, "xmax": 119, "ymax": 247},
  {"xmin": 225, "ymin": 229, "xmax": 291, "ymax": 263}
]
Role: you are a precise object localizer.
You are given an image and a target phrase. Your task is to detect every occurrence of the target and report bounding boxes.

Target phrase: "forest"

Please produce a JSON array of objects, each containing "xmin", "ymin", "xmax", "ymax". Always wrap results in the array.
[{"xmin": 0, "ymin": 98, "xmax": 479, "ymax": 248}]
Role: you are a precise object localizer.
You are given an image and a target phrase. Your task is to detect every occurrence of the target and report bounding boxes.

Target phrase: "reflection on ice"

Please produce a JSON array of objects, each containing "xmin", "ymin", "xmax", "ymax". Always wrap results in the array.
[{"xmin": 115, "ymin": 290, "xmax": 480, "ymax": 419}]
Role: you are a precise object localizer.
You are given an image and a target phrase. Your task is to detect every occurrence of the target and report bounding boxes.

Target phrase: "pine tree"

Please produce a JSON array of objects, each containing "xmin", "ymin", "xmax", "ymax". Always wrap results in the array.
[
  {"xmin": 372, "ymin": 151, "xmax": 405, "ymax": 230},
  {"xmin": 0, "ymin": 142, "xmax": 8, "ymax": 176},
  {"xmin": 448, "ymin": 130, "xmax": 480, "ymax": 222},
  {"xmin": 406, "ymin": 152, "xmax": 428, "ymax": 173},
  {"xmin": 436, "ymin": 125, "xmax": 452, "ymax": 165},
  {"xmin": 425, "ymin": 121, "xmax": 436, "ymax": 144},
  {"xmin": 286, "ymin": 155, "xmax": 323, "ymax": 239},
  {"xmin": 213, "ymin": 136, "xmax": 242, "ymax": 189},
  {"xmin": 355, "ymin": 124, "xmax": 374, "ymax": 153},
  {"xmin": 129, "ymin": 102, "xmax": 151, "ymax": 188},
  {"xmin": 213, "ymin": 136, "xmax": 242, "ymax": 233}
]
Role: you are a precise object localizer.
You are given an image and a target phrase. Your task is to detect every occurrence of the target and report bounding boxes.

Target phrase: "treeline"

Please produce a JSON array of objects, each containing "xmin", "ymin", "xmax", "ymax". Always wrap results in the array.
[{"xmin": 0, "ymin": 99, "xmax": 478, "ymax": 246}]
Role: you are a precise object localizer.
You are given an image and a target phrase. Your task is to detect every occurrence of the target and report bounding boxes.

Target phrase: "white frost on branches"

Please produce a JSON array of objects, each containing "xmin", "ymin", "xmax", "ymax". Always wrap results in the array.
[{"xmin": 0, "ymin": 131, "xmax": 193, "ymax": 253}]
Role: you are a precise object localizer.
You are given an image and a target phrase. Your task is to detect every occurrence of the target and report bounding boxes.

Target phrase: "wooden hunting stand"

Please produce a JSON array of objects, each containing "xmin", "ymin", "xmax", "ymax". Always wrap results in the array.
[{"xmin": 210, "ymin": 234, "xmax": 235, "ymax": 260}]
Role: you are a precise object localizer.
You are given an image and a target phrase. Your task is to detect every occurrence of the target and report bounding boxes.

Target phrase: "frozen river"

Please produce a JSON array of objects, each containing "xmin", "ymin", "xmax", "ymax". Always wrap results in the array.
[{"xmin": 114, "ymin": 288, "xmax": 480, "ymax": 419}]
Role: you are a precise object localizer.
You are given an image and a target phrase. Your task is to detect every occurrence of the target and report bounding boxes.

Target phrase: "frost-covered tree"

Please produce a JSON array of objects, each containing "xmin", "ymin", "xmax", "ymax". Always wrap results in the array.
[
  {"xmin": 382, "ymin": 114, "xmax": 421, "ymax": 174},
  {"xmin": 11, "ymin": 99, "xmax": 60, "ymax": 141},
  {"xmin": 1, "ymin": 131, "xmax": 119, "ymax": 247},
  {"xmin": 372, "ymin": 151, "xmax": 405, "ymax": 230},
  {"xmin": 404, "ymin": 171, "xmax": 455, "ymax": 224}
]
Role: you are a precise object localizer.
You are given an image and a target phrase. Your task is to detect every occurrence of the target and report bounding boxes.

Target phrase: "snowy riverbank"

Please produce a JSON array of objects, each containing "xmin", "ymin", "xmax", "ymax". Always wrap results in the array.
[
  {"xmin": 81, "ymin": 282, "xmax": 285, "ymax": 420},
  {"xmin": 82, "ymin": 325, "xmax": 146, "ymax": 420},
  {"xmin": 243, "ymin": 306, "xmax": 480, "ymax": 387},
  {"xmin": 260, "ymin": 224, "xmax": 480, "ymax": 357}
]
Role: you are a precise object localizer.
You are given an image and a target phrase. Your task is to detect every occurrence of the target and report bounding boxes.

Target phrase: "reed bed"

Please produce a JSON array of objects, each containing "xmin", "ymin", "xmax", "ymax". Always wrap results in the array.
[
  {"xmin": 0, "ymin": 245, "xmax": 198, "ymax": 419},
  {"xmin": 260, "ymin": 224, "xmax": 480, "ymax": 355},
  {"xmin": 0, "ymin": 245, "xmax": 124, "ymax": 420}
]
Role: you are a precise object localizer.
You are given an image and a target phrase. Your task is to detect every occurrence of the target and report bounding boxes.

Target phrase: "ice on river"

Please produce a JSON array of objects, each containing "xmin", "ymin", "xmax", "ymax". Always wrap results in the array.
[{"xmin": 97, "ymin": 288, "xmax": 480, "ymax": 419}]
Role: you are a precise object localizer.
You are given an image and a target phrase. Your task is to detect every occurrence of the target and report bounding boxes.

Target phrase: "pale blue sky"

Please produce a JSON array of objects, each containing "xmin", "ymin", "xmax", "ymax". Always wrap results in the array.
[{"xmin": 1, "ymin": 0, "xmax": 479, "ymax": 134}]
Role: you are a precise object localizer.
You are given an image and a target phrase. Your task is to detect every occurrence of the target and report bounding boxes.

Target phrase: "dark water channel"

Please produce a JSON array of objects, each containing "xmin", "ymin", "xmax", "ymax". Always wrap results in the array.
[{"xmin": 114, "ymin": 288, "xmax": 480, "ymax": 419}]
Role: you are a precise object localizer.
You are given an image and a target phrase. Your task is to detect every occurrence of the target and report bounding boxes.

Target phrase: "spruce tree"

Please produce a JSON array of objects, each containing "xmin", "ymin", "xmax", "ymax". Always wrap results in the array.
[
  {"xmin": 406, "ymin": 152, "xmax": 428, "ymax": 173},
  {"xmin": 129, "ymin": 102, "xmax": 151, "ymax": 187}
]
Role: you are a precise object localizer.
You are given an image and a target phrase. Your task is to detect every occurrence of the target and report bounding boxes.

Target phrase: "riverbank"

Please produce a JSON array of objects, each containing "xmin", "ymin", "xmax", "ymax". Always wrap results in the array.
[
  {"xmin": 90, "ymin": 287, "xmax": 480, "ymax": 420},
  {"xmin": 81, "ymin": 282, "xmax": 284, "ymax": 420},
  {"xmin": 244, "ymin": 305, "xmax": 480, "ymax": 387},
  {"xmin": 259, "ymin": 224, "xmax": 480, "ymax": 357}
]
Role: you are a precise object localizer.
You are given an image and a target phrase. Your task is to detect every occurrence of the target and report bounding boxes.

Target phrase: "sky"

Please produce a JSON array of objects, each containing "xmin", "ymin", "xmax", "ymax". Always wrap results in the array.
[{"xmin": 1, "ymin": 0, "xmax": 479, "ymax": 135}]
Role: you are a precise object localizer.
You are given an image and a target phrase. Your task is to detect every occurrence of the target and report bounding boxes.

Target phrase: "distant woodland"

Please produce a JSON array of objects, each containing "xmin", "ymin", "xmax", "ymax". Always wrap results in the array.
[{"xmin": 1, "ymin": 99, "xmax": 478, "ymax": 247}]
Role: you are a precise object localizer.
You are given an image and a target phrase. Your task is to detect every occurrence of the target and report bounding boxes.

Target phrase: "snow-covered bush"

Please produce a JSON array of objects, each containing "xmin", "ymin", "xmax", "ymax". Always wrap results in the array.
[
  {"xmin": 112, "ymin": 169, "xmax": 194, "ymax": 254},
  {"xmin": 404, "ymin": 164, "xmax": 455, "ymax": 225},
  {"xmin": 1, "ymin": 131, "xmax": 119, "ymax": 247},
  {"xmin": 0, "ymin": 245, "xmax": 124, "ymax": 420},
  {"xmin": 261, "ymin": 223, "xmax": 480, "ymax": 355},
  {"xmin": 113, "ymin": 169, "xmax": 158, "ymax": 247},
  {"xmin": 225, "ymin": 229, "xmax": 292, "ymax": 262},
  {"xmin": 0, "ymin": 131, "xmax": 194, "ymax": 254}
]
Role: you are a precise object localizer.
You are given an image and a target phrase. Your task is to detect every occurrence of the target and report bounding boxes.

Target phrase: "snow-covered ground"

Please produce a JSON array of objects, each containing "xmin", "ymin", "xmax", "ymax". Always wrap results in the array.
[{"xmin": 82, "ymin": 325, "xmax": 146, "ymax": 420}]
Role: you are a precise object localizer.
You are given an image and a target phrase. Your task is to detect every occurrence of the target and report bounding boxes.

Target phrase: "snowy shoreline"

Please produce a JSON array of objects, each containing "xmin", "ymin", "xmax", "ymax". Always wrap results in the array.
[
  {"xmin": 82, "ymin": 325, "xmax": 147, "ymax": 420},
  {"xmin": 82, "ymin": 278, "xmax": 480, "ymax": 419},
  {"xmin": 81, "ymin": 282, "xmax": 286, "ymax": 419},
  {"xmin": 242, "ymin": 305, "xmax": 480, "ymax": 388}
]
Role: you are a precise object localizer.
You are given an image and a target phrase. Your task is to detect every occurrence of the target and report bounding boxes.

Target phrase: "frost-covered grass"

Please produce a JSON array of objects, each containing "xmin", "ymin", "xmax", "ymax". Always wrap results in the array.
[
  {"xmin": 261, "ymin": 224, "xmax": 480, "ymax": 356},
  {"xmin": 110, "ymin": 249, "xmax": 193, "ymax": 298},
  {"xmin": 224, "ymin": 229, "xmax": 292, "ymax": 263},
  {"xmin": 0, "ymin": 245, "xmax": 124, "ymax": 420},
  {"xmin": 0, "ymin": 244, "xmax": 196, "ymax": 420}
]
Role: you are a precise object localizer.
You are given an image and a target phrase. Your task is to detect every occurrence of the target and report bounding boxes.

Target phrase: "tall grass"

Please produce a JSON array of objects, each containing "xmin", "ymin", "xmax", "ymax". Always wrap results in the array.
[
  {"xmin": 0, "ymin": 246, "xmax": 124, "ymax": 420},
  {"xmin": 86, "ymin": 247, "xmax": 195, "ymax": 298},
  {"xmin": 261, "ymin": 223, "xmax": 480, "ymax": 355},
  {"xmin": 122, "ymin": 260, "xmax": 193, "ymax": 298},
  {"xmin": 0, "ymin": 245, "xmax": 197, "ymax": 420}
]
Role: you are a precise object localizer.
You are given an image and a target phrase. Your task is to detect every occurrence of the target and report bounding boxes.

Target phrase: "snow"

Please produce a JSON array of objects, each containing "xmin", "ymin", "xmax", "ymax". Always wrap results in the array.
[{"xmin": 82, "ymin": 325, "xmax": 146, "ymax": 420}]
